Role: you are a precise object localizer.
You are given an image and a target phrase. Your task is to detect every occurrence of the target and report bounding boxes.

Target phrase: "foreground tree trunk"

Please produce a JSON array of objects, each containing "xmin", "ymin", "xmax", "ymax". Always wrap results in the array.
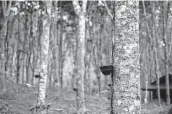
[
  {"xmin": 37, "ymin": 1, "xmax": 51, "ymax": 114},
  {"xmin": 112, "ymin": 1, "xmax": 140, "ymax": 113},
  {"xmin": 73, "ymin": 0, "xmax": 87, "ymax": 113}
]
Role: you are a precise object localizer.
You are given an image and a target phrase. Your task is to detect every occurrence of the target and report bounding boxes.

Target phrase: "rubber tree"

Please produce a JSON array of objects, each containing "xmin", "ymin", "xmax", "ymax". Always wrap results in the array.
[
  {"xmin": 0, "ymin": 1, "xmax": 11, "ymax": 92},
  {"xmin": 162, "ymin": 1, "xmax": 171, "ymax": 106},
  {"xmin": 72, "ymin": 0, "xmax": 87, "ymax": 113},
  {"xmin": 37, "ymin": 1, "xmax": 52, "ymax": 114}
]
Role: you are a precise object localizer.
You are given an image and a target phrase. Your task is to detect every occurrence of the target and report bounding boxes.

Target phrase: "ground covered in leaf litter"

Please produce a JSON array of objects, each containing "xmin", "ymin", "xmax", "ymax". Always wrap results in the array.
[
  {"xmin": 0, "ymin": 82, "xmax": 172, "ymax": 114},
  {"xmin": 141, "ymin": 100, "xmax": 172, "ymax": 114},
  {"xmin": 0, "ymin": 82, "xmax": 110, "ymax": 114}
]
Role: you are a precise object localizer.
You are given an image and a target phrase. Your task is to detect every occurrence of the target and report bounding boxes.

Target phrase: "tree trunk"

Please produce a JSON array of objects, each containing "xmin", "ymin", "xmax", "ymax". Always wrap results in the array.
[
  {"xmin": 20, "ymin": 52, "xmax": 24, "ymax": 85},
  {"xmin": 51, "ymin": 1, "xmax": 58, "ymax": 89},
  {"xmin": 37, "ymin": 1, "xmax": 51, "ymax": 114},
  {"xmin": 1, "ymin": 1, "xmax": 11, "ymax": 92},
  {"xmin": 73, "ymin": 33, "xmax": 79, "ymax": 108},
  {"xmin": 163, "ymin": 1, "xmax": 171, "ymax": 105},
  {"xmin": 145, "ymin": 46, "xmax": 149, "ymax": 103},
  {"xmin": 73, "ymin": 0, "xmax": 87, "ymax": 113},
  {"xmin": 16, "ymin": 6, "xmax": 21, "ymax": 84},
  {"xmin": 77, "ymin": 13, "xmax": 86, "ymax": 114},
  {"xmin": 59, "ymin": 23, "xmax": 63, "ymax": 88},
  {"xmin": 3, "ymin": 17, "xmax": 9, "ymax": 93},
  {"xmin": 26, "ymin": 56, "xmax": 29, "ymax": 83},
  {"xmin": 152, "ymin": 2, "xmax": 161, "ymax": 106}
]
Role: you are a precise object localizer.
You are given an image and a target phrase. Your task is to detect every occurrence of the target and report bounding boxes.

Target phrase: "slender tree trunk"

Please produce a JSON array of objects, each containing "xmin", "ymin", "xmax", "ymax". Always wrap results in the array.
[
  {"xmin": 1, "ymin": 1, "xmax": 11, "ymax": 92},
  {"xmin": 31, "ymin": 5, "xmax": 40, "ymax": 86},
  {"xmin": 24, "ymin": 12, "xmax": 29, "ymax": 84},
  {"xmin": 97, "ymin": 26, "xmax": 101, "ymax": 95},
  {"xmin": 37, "ymin": 2, "xmax": 51, "ymax": 114},
  {"xmin": 59, "ymin": 13, "xmax": 63, "ymax": 88},
  {"xmin": 4, "ymin": 17, "xmax": 9, "ymax": 93},
  {"xmin": 145, "ymin": 46, "xmax": 149, "ymax": 103},
  {"xmin": 73, "ymin": 0, "xmax": 87, "ymax": 113},
  {"xmin": 78, "ymin": 7, "xmax": 86, "ymax": 114},
  {"xmin": 154, "ymin": 40, "xmax": 161, "ymax": 106},
  {"xmin": 50, "ymin": 1, "xmax": 58, "ymax": 89},
  {"xmin": 88, "ymin": 24, "xmax": 93, "ymax": 94},
  {"xmin": 28, "ymin": 8, "xmax": 34, "ymax": 85},
  {"xmin": 163, "ymin": 1, "xmax": 171, "ymax": 105},
  {"xmin": 149, "ymin": 43, "xmax": 153, "ymax": 101},
  {"xmin": 54, "ymin": 19, "xmax": 59, "ymax": 89},
  {"xmin": 73, "ymin": 32, "xmax": 78, "ymax": 91},
  {"xmin": 16, "ymin": 6, "xmax": 21, "ymax": 84},
  {"xmin": 152, "ymin": 2, "xmax": 161, "ymax": 106},
  {"xmin": 16, "ymin": 33, "xmax": 20, "ymax": 84},
  {"xmin": 22, "ymin": 55, "xmax": 25, "ymax": 84},
  {"xmin": 74, "ymin": 33, "xmax": 79, "ymax": 110},
  {"xmin": 142, "ymin": 0, "xmax": 153, "ymax": 103}
]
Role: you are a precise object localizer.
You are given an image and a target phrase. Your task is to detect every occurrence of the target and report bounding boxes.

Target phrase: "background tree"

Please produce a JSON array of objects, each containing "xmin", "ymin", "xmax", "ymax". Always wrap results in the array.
[
  {"xmin": 72, "ymin": 0, "xmax": 87, "ymax": 113},
  {"xmin": 0, "ymin": 1, "xmax": 140, "ymax": 114},
  {"xmin": 0, "ymin": 1, "xmax": 12, "ymax": 92},
  {"xmin": 140, "ymin": 1, "xmax": 172, "ymax": 108}
]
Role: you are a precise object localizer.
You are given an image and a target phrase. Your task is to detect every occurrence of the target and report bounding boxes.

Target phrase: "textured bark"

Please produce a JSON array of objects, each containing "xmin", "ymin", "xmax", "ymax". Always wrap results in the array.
[
  {"xmin": 113, "ymin": 1, "xmax": 139, "ymax": 113},
  {"xmin": 37, "ymin": 1, "xmax": 51, "ymax": 114},
  {"xmin": 73, "ymin": 0, "xmax": 87, "ymax": 113}
]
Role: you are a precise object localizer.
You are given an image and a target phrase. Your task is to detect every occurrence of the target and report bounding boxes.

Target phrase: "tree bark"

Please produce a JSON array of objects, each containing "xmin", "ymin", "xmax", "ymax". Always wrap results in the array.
[
  {"xmin": 73, "ymin": 0, "xmax": 87, "ymax": 113},
  {"xmin": 1, "ymin": 1, "xmax": 11, "ymax": 91},
  {"xmin": 37, "ymin": 1, "xmax": 51, "ymax": 114}
]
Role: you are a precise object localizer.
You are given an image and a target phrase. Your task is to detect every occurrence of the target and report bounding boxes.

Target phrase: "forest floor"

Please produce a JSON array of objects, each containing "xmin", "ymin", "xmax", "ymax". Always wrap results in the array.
[
  {"xmin": 0, "ymin": 82, "xmax": 172, "ymax": 114},
  {"xmin": 141, "ymin": 99, "xmax": 172, "ymax": 114},
  {"xmin": 0, "ymin": 82, "xmax": 110, "ymax": 114}
]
